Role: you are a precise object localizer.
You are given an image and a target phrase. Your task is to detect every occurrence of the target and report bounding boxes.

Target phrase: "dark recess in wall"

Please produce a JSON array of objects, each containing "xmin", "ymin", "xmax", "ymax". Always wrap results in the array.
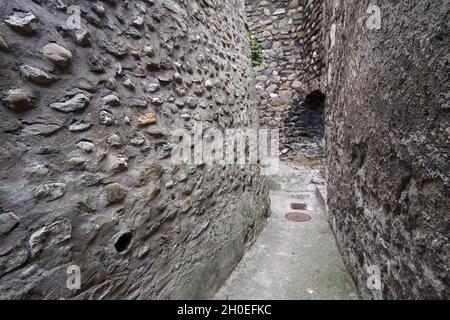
[
  {"xmin": 304, "ymin": 90, "xmax": 325, "ymax": 138},
  {"xmin": 284, "ymin": 90, "xmax": 325, "ymax": 141},
  {"xmin": 305, "ymin": 90, "xmax": 325, "ymax": 110}
]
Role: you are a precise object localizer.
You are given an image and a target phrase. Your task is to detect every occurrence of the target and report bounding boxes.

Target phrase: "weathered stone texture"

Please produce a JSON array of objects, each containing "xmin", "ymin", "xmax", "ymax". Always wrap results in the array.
[
  {"xmin": 0, "ymin": 0, "xmax": 270, "ymax": 299},
  {"xmin": 324, "ymin": 0, "xmax": 449, "ymax": 299},
  {"xmin": 246, "ymin": 0, "xmax": 325, "ymax": 157},
  {"xmin": 302, "ymin": 0, "xmax": 324, "ymax": 94},
  {"xmin": 246, "ymin": 0, "xmax": 304, "ymax": 143}
]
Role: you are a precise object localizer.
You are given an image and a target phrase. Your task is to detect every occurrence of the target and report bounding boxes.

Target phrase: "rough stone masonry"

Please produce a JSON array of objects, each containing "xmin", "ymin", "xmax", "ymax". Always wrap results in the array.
[
  {"xmin": 0, "ymin": 0, "xmax": 448, "ymax": 301},
  {"xmin": 324, "ymin": 0, "xmax": 449, "ymax": 299},
  {"xmin": 0, "ymin": 0, "xmax": 270, "ymax": 299},
  {"xmin": 246, "ymin": 0, "xmax": 326, "ymax": 158}
]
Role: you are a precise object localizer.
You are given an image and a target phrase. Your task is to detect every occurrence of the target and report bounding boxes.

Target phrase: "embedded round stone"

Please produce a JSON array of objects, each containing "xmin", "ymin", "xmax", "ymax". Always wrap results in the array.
[
  {"xmin": 20, "ymin": 65, "xmax": 56, "ymax": 85},
  {"xmin": 42, "ymin": 43, "xmax": 72, "ymax": 67},
  {"xmin": 49, "ymin": 94, "xmax": 89, "ymax": 113},
  {"xmin": 104, "ymin": 183, "xmax": 128, "ymax": 204},
  {"xmin": 138, "ymin": 112, "xmax": 156, "ymax": 126},
  {"xmin": 5, "ymin": 11, "xmax": 38, "ymax": 34},
  {"xmin": 0, "ymin": 33, "xmax": 8, "ymax": 50},
  {"xmin": 3, "ymin": 88, "xmax": 37, "ymax": 112},
  {"xmin": 0, "ymin": 212, "xmax": 20, "ymax": 237}
]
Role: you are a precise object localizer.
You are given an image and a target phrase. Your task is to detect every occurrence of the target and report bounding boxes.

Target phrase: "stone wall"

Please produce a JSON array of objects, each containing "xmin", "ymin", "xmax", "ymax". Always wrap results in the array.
[
  {"xmin": 302, "ymin": 0, "xmax": 325, "ymax": 94},
  {"xmin": 324, "ymin": 0, "xmax": 449, "ymax": 299},
  {"xmin": 0, "ymin": 0, "xmax": 270, "ymax": 299},
  {"xmin": 246, "ymin": 0, "xmax": 325, "ymax": 157},
  {"xmin": 246, "ymin": 0, "xmax": 304, "ymax": 152}
]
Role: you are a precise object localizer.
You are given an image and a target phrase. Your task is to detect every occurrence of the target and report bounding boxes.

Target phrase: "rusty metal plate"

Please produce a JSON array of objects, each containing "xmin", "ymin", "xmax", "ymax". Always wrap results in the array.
[
  {"xmin": 285, "ymin": 212, "xmax": 312, "ymax": 222},
  {"xmin": 291, "ymin": 203, "xmax": 308, "ymax": 210}
]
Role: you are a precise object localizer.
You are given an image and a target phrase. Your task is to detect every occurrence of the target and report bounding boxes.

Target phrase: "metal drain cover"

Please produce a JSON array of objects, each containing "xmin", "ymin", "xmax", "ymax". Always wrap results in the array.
[
  {"xmin": 291, "ymin": 203, "xmax": 308, "ymax": 210},
  {"xmin": 285, "ymin": 212, "xmax": 312, "ymax": 222}
]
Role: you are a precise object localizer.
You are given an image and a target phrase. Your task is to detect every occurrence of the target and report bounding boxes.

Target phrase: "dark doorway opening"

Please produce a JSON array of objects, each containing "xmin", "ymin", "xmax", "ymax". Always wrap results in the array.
[
  {"xmin": 304, "ymin": 90, "xmax": 326, "ymax": 139},
  {"xmin": 282, "ymin": 90, "xmax": 326, "ymax": 156},
  {"xmin": 305, "ymin": 90, "xmax": 326, "ymax": 109}
]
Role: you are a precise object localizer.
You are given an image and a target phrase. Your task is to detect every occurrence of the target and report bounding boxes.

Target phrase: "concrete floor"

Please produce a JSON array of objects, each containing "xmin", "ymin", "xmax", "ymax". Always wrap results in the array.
[{"xmin": 214, "ymin": 162, "xmax": 357, "ymax": 300}]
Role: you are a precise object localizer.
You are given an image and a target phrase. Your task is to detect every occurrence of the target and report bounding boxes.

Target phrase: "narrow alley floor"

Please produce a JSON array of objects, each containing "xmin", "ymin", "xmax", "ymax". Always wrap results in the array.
[{"xmin": 215, "ymin": 161, "xmax": 357, "ymax": 300}]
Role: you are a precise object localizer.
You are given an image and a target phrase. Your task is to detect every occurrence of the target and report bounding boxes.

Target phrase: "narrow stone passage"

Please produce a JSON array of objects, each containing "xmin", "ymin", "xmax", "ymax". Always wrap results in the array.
[
  {"xmin": 0, "ymin": 0, "xmax": 447, "ymax": 301},
  {"xmin": 215, "ymin": 162, "xmax": 356, "ymax": 300}
]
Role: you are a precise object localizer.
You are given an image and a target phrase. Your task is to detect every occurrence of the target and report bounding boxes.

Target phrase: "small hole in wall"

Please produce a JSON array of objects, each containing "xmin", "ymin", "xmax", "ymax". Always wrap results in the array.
[{"xmin": 114, "ymin": 232, "xmax": 133, "ymax": 253}]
